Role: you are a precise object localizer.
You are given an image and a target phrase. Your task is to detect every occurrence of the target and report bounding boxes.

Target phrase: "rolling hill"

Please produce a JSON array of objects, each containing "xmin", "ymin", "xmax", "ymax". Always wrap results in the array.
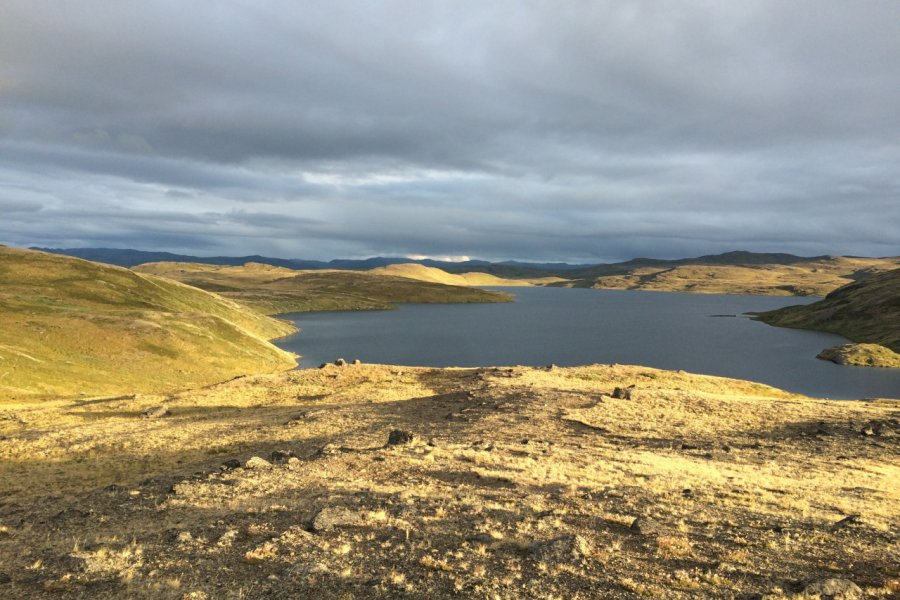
[
  {"xmin": 756, "ymin": 267, "xmax": 900, "ymax": 354},
  {"xmin": 132, "ymin": 262, "xmax": 513, "ymax": 314},
  {"xmin": 39, "ymin": 247, "xmax": 900, "ymax": 296},
  {"xmin": 0, "ymin": 246, "xmax": 297, "ymax": 400},
  {"xmin": 566, "ymin": 255, "xmax": 900, "ymax": 296},
  {"xmin": 367, "ymin": 263, "xmax": 566, "ymax": 287}
]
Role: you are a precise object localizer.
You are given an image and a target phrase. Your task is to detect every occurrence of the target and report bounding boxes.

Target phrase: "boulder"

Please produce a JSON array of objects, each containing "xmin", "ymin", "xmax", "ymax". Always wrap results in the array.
[
  {"xmin": 141, "ymin": 405, "xmax": 169, "ymax": 419},
  {"xmin": 387, "ymin": 430, "xmax": 415, "ymax": 446},
  {"xmin": 801, "ymin": 578, "xmax": 862, "ymax": 599},
  {"xmin": 244, "ymin": 456, "xmax": 273, "ymax": 470},
  {"xmin": 530, "ymin": 534, "xmax": 592, "ymax": 563},
  {"xmin": 611, "ymin": 385, "xmax": 635, "ymax": 400},
  {"xmin": 311, "ymin": 507, "xmax": 365, "ymax": 532}
]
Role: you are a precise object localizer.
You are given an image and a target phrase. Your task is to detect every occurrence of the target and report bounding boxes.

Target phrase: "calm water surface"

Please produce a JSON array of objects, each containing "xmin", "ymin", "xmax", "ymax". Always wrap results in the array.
[{"xmin": 276, "ymin": 287, "xmax": 900, "ymax": 399}]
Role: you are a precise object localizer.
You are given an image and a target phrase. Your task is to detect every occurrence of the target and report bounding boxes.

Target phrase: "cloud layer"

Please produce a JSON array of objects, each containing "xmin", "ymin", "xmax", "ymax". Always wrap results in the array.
[{"xmin": 2, "ymin": 1, "xmax": 898, "ymax": 261}]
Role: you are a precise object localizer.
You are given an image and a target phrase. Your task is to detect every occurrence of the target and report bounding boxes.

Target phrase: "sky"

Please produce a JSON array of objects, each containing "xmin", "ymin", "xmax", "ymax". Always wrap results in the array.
[{"xmin": 1, "ymin": 1, "xmax": 898, "ymax": 263}]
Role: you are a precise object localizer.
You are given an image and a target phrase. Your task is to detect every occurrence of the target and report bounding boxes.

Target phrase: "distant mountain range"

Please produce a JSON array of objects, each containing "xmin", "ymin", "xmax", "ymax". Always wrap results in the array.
[
  {"xmin": 30, "ymin": 246, "xmax": 595, "ymax": 272},
  {"xmin": 29, "ymin": 247, "xmax": 840, "ymax": 275}
]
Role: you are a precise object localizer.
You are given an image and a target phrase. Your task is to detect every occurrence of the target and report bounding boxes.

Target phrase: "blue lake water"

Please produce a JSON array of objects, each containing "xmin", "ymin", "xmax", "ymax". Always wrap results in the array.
[{"xmin": 275, "ymin": 287, "xmax": 900, "ymax": 399}]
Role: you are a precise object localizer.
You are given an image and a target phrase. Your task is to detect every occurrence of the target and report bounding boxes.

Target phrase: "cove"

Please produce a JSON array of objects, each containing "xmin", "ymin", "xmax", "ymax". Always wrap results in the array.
[{"xmin": 275, "ymin": 287, "xmax": 900, "ymax": 400}]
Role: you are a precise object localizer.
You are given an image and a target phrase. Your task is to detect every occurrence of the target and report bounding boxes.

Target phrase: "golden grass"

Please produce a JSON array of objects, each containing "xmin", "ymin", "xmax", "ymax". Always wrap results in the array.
[
  {"xmin": 757, "ymin": 267, "xmax": 900, "ymax": 353},
  {"xmin": 368, "ymin": 263, "xmax": 567, "ymax": 287},
  {"xmin": 134, "ymin": 261, "xmax": 514, "ymax": 314},
  {"xmin": 0, "ymin": 247, "xmax": 297, "ymax": 400},
  {"xmin": 1, "ymin": 363, "xmax": 896, "ymax": 598},
  {"xmin": 583, "ymin": 257, "xmax": 900, "ymax": 296}
]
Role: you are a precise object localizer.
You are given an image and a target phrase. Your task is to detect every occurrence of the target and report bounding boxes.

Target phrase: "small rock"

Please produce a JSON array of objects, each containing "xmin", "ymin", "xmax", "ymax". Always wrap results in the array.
[
  {"xmin": 468, "ymin": 533, "xmax": 495, "ymax": 545},
  {"xmin": 814, "ymin": 422, "xmax": 830, "ymax": 436},
  {"xmin": 334, "ymin": 358, "xmax": 347, "ymax": 366},
  {"xmin": 318, "ymin": 363, "xmax": 329, "ymax": 369},
  {"xmin": 682, "ymin": 488, "xmax": 693, "ymax": 498},
  {"xmin": 270, "ymin": 449, "xmax": 297, "ymax": 463},
  {"xmin": 287, "ymin": 456, "xmax": 301, "ymax": 467},
  {"xmin": 317, "ymin": 443, "xmax": 341, "ymax": 456},
  {"xmin": 802, "ymin": 578, "xmax": 862, "ymax": 599},
  {"xmin": 176, "ymin": 531, "xmax": 193, "ymax": 543},
  {"xmin": 611, "ymin": 386, "xmax": 634, "ymax": 400},
  {"xmin": 831, "ymin": 514, "xmax": 861, "ymax": 530},
  {"xmin": 0, "ymin": 572, "xmax": 11, "ymax": 584},
  {"xmin": 141, "ymin": 405, "xmax": 169, "ymax": 419},
  {"xmin": 245, "ymin": 456, "xmax": 273, "ymax": 470},
  {"xmin": 680, "ymin": 443, "xmax": 699, "ymax": 451},
  {"xmin": 353, "ymin": 359, "xmax": 361, "ymax": 365},
  {"xmin": 311, "ymin": 507, "xmax": 365, "ymax": 532},
  {"xmin": 387, "ymin": 430, "xmax": 415, "ymax": 446},
  {"xmin": 530, "ymin": 534, "xmax": 592, "ymax": 563},
  {"xmin": 630, "ymin": 516, "xmax": 662, "ymax": 536},
  {"xmin": 860, "ymin": 422, "xmax": 880, "ymax": 436},
  {"xmin": 221, "ymin": 459, "xmax": 242, "ymax": 470}
]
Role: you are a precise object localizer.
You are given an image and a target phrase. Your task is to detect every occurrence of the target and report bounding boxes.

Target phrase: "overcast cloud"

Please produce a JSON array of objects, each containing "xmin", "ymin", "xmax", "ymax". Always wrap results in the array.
[{"xmin": 1, "ymin": 1, "xmax": 898, "ymax": 261}]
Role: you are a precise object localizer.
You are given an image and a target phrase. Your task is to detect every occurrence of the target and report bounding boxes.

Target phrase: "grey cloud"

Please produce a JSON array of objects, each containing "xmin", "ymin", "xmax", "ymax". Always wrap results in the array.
[{"xmin": 0, "ymin": 1, "xmax": 898, "ymax": 261}]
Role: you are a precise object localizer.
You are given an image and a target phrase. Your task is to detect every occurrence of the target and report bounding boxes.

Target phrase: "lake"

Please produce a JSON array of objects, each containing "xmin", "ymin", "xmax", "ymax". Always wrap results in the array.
[{"xmin": 275, "ymin": 287, "xmax": 900, "ymax": 399}]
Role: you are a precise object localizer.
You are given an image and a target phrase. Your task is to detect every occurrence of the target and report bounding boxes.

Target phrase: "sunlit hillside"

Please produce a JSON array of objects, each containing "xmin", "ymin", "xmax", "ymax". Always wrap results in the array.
[
  {"xmin": 134, "ymin": 262, "xmax": 514, "ymax": 315},
  {"xmin": 0, "ymin": 246, "xmax": 297, "ymax": 400}
]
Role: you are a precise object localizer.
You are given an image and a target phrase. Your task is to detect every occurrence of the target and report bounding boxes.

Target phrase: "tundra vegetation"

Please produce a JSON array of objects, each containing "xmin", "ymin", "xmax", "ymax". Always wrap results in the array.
[{"xmin": 0, "ymin": 246, "xmax": 897, "ymax": 598}]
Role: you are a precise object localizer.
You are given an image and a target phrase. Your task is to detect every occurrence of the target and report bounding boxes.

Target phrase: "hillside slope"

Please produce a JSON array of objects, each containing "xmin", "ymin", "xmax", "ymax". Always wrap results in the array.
[
  {"xmin": 756, "ymin": 267, "xmax": 900, "ymax": 353},
  {"xmin": 134, "ymin": 262, "xmax": 513, "ymax": 314},
  {"xmin": 571, "ymin": 256, "xmax": 900, "ymax": 296},
  {"xmin": 368, "ymin": 263, "xmax": 566, "ymax": 287},
  {"xmin": 0, "ymin": 246, "xmax": 297, "ymax": 400},
  {"xmin": 1, "ymin": 364, "xmax": 897, "ymax": 598}
]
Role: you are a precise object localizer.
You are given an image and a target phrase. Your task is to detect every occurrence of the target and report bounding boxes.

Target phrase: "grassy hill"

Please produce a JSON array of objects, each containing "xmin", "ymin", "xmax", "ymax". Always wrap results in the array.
[
  {"xmin": 567, "ymin": 255, "xmax": 900, "ymax": 296},
  {"xmin": 133, "ymin": 262, "xmax": 513, "ymax": 314},
  {"xmin": 368, "ymin": 263, "xmax": 566, "ymax": 287},
  {"xmin": 756, "ymin": 267, "xmax": 900, "ymax": 354},
  {"xmin": 0, "ymin": 246, "xmax": 297, "ymax": 400}
]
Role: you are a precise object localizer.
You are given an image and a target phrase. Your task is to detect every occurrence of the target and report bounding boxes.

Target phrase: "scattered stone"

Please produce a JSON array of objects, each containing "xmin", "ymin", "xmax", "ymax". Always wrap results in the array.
[
  {"xmin": 387, "ymin": 430, "xmax": 415, "ymax": 446},
  {"xmin": 530, "ymin": 534, "xmax": 592, "ymax": 563},
  {"xmin": 0, "ymin": 572, "xmax": 11, "ymax": 584},
  {"xmin": 801, "ymin": 578, "xmax": 862, "ymax": 599},
  {"xmin": 287, "ymin": 456, "xmax": 301, "ymax": 468},
  {"xmin": 468, "ymin": 533, "xmax": 495, "ymax": 545},
  {"xmin": 335, "ymin": 358, "xmax": 348, "ymax": 366},
  {"xmin": 317, "ymin": 443, "xmax": 341, "ymax": 456},
  {"xmin": 611, "ymin": 386, "xmax": 635, "ymax": 400},
  {"xmin": 682, "ymin": 488, "xmax": 693, "ymax": 498},
  {"xmin": 270, "ymin": 449, "xmax": 297, "ymax": 463},
  {"xmin": 860, "ymin": 422, "xmax": 880, "ymax": 436},
  {"xmin": 141, "ymin": 405, "xmax": 169, "ymax": 419},
  {"xmin": 831, "ymin": 514, "xmax": 861, "ymax": 530},
  {"xmin": 311, "ymin": 507, "xmax": 365, "ymax": 532},
  {"xmin": 630, "ymin": 516, "xmax": 663, "ymax": 536},
  {"xmin": 52, "ymin": 507, "xmax": 89, "ymax": 522},
  {"xmin": 221, "ymin": 459, "xmax": 242, "ymax": 470},
  {"xmin": 177, "ymin": 531, "xmax": 194, "ymax": 543},
  {"xmin": 245, "ymin": 456, "xmax": 273, "ymax": 470}
]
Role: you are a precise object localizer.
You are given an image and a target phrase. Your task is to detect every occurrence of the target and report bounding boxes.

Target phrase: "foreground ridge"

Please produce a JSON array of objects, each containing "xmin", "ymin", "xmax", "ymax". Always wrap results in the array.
[{"xmin": 1, "ymin": 364, "xmax": 897, "ymax": 598}]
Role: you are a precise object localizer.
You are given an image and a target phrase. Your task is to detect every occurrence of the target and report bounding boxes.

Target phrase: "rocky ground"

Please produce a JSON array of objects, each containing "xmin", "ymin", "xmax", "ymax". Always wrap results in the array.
[{"xmin": 1, "ymin": 364, "xmax": 898, "ymax": 599}]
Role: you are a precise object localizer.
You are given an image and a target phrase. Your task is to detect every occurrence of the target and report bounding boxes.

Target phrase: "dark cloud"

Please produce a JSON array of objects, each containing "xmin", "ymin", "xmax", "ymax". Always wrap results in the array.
[{"xmin": 1, "ymin": 1, "xmax": 898, "ymax": 261}]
